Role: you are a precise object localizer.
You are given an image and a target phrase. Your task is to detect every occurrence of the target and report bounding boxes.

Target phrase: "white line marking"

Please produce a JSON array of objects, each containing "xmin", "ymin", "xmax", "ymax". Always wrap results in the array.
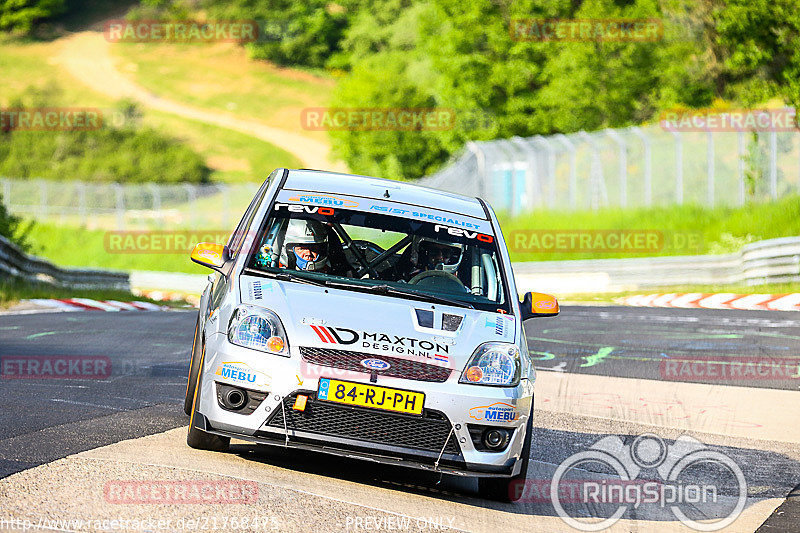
[{"xmin": 49, "ymin": 398, "xmax": 124, "ymax": 411}]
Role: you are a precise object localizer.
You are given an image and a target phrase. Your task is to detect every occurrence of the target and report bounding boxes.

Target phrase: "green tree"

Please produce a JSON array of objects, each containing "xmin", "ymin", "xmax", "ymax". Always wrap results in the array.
[
  {"xmin": 0, "ymin": 0, "xmax": 65, "ymax": 33},
  {"xmin": 715, "ymin": 0, "xmax": 800, "ymax": 109},
  {"xmin": 0, "ymin": 193, "xmax": 31, "ymax": 252},
  {"xmin": 206, "ymin": 0, "xmax": 349, "ymax": 68}
]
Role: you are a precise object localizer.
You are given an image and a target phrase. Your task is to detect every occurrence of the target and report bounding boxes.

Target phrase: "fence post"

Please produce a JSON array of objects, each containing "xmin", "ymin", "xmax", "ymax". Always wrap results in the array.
[
  {"xmin": 78, "ymin": 181, "xmax": 87, "ymax": 226},
  {"xmin": 578, "ymin": 131, "xmax": 606, "ymax": 210},
  {"xmin": 738, "ymin": 131, "xmax": 746, "ymax": 205},
  {"xmin": 221, "ymin": 185, "xmax": 230, "ymax": 230},
  {"xmin": 533, "ymin": 136, "xmax": 556, "ymax": 207},
  {"xmin": 37, "ymin": 179, "xmax": 48, "ymax": 220},
  {"xmin": 491, "ymin": 142, "xmax": 513, "ymax": 214},
  {"xmin": 769, "ymin": 130, "xmax": 778, "ymax": 199},
  {"xmin": 629, "ymin": 127, "xmax": 652, "ymax": 206},
  {"xmin": 554, "ymin": 134, "xmax": 577, "ymax": 210},
  {"xmin": 511, "ymin": 136, "xmax": 538, "ymax": 211},
  {"xmin": 707, "ymin": 131, "xmax": 715, "ymax": 206},
  {"xmin": 147, "ymin": 184, "xmax": 162, "ymax": 228},
  {"xmin": 466, "ymin": 141, "xmax": 487, "ymax": 199},
  {"xmin": 184, "ymin": 184, "xmax": 198, "ymax": 229},
  {"xmin": 605, "ymin": 129, "xmax": 627, "ymax": 207},
  {"xmin": 115, "ymin": 183, "xmax": 125, "ymax": 230},
  {"xmin": 667, "ymin": 130, "xmax": 683, "ymax": 204}
]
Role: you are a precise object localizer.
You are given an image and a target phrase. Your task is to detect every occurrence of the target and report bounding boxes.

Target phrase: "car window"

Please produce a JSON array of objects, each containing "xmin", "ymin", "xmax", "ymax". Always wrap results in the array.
[
  {"xmin": 226, "ymin": 170, "xmax": 276, "ymax": 257},
  {"xmin": 248, "ymin": 204, "xmax": 508, "ymax": 312}
]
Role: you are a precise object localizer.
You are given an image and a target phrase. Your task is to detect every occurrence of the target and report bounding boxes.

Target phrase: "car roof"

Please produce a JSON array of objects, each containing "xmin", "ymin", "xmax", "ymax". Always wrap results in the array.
[{"xmin": 282, "ymin": 169, "xmax": 488, "ymax": 220}]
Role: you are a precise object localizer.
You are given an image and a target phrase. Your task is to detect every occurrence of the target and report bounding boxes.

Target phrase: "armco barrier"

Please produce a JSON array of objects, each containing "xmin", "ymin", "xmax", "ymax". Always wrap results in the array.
[
  {"xmin": 0, "ymin": 235, "xmax": 129, "ymax": 291},
  {"xmin": 514, "ymin": 236, "xmax": 800, "ymax": 294},
  {"xmin": 2, "ymin": 233, "xmax": 798, "ymax": 297}
]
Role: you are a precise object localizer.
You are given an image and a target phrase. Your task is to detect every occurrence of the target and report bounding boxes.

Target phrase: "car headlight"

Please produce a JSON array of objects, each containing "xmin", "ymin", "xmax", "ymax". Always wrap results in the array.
[
  {"xmin": 460, "ymin": 342, "xmax": 521, "ymax": 386},
  {"xmin": 228, "ymin": 305, "xmax": 289, "ymax": 357}
]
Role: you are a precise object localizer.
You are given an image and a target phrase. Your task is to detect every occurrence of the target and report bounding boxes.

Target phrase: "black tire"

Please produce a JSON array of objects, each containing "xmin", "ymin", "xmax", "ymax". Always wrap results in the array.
[
  {"xmin": 478, "ymin": 412, "xmax": 533, "ymax": 502},
  {"xmin": 184, "ymin": 314, "xmax": 203, "ymax": 416},
  {"xmin": 186, "ymin": 341, "xmax": 230, "ymax": 452}
]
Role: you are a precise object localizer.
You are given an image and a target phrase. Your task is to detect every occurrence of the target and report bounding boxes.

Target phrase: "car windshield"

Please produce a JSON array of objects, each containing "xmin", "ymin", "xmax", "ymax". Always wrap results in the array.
[{"xmin": 246, "ymin": 204, "xmax": 509, "ymax": 312}]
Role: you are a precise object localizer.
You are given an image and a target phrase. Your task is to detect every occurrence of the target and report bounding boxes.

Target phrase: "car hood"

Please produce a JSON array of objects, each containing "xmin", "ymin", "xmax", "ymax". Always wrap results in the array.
[{"xmin": 239, "ymin": 275, "xmax": 517, "ymax": 372}]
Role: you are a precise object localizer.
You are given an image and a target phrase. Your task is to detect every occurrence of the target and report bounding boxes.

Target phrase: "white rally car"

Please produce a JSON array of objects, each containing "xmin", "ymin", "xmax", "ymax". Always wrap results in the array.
[{"xmin": 185, "ymin": 168, "xmax": 559, "ymax": 501}]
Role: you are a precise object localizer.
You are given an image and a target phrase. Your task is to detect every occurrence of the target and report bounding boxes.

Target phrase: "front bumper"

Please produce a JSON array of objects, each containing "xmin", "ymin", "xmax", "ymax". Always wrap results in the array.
[{"xmin": 196, "ymin": 334, "xmax": 533, "ymax": 477}]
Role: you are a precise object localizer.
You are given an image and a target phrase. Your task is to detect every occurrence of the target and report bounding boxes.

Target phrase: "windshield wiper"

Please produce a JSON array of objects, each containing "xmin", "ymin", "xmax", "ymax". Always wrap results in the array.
[
  {"xmin": 323, "ymin": 280, "xmax": 474, "ymax": 309},
  {"xmin": 243, "ymin": 267, "xmax": 327, "ymax": 287}
]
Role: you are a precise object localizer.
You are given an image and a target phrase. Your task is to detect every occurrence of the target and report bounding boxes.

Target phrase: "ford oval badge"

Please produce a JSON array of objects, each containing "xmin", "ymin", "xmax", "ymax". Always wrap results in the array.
[{"xmin": 361, "ymin": 358, "xmax": 391, "ymax": 371}]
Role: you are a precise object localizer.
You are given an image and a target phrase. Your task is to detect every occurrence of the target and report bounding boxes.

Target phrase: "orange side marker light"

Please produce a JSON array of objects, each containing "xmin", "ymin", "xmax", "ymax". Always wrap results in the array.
[{"xmin": 293, "ymin": 395, "xmax": 308, "ymax": 411}]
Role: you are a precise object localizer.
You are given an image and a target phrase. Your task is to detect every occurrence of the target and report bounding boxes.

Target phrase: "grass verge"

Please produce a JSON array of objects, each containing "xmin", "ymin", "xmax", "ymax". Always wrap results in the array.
[
  {"xmin": 0, "ymin": 278, "xmax": 176, "ymax": 309},
  {"xmin": 25, "ymin": 223, "xmax": 209, "ymax": 274},
  {"xmin": 499, "ymin": 194, "xmax": 800, "ymax": 262}
]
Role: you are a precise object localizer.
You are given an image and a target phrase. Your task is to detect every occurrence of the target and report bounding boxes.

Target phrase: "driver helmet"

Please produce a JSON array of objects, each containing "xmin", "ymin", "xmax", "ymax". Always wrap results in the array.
[
  {"xmin": 412, "ymin": 237, "xmax": 464, "ymax": 274},
  {"xmin": 282, "ymin": 218, "xmax": 329, "ymax": 271}
]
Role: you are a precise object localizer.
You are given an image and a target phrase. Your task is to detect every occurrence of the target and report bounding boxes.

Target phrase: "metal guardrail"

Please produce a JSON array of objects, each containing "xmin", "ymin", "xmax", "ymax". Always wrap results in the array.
[
  {"xmin": 0, "ymin": 235, "xmax": 129, "ymax": 291},
  {"xmin": 514, "ymin": 236, "xmax": 800, "ymax": 294},
  {"xmin": 2, "ymin": 232, "xmax": 797, "ymax": 298}
]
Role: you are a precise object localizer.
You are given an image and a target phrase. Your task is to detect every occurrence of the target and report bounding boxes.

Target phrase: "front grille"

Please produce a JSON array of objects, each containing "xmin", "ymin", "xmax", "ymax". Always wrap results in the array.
[
  {"xmin": 300, "ymin": 346, "xmax": 452, "ymax": 383},
  {"xmin": 266, "ymin": 393, "xmax": 460, "ymax": 455}
]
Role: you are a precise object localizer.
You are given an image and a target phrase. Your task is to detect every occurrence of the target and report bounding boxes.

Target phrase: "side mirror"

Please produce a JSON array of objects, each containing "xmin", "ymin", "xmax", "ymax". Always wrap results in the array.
[
  {"xmin": 190, "ymin": 242, "xmax": 227, "ymax": 271},
  {"xmin": 520, "ymin": 292, "xmax": 559, "ymax": 320}
]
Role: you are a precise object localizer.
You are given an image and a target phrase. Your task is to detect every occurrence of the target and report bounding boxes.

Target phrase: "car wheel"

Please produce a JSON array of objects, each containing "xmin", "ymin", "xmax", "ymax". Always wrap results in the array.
[
  {"xmin": 186, "ymin": 342, "xmax": 230, "ymax": 452},
  {"xmin": 478, "ymin": 412, "xmax": 532, "ymax": 502},
  {"xmin": 184, "ymin": 314, "xmax": 203, "ymax": 416}
]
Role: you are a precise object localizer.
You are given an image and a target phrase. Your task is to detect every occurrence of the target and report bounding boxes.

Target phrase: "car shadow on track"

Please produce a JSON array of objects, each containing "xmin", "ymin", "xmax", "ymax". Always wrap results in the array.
[{"xmin": 223, "ymin": 426, "xmax": 800, "ymax": 525}]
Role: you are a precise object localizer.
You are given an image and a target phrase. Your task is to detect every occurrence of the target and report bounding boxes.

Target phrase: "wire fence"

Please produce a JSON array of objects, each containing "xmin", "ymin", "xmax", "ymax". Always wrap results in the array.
[
  {"xmin": 3, "ymin": 114, "xmax": 800, "ymax": 230},
  {"xmin": 0, "ymin": 179, "xmax": 259, "ymax": 230},
  {"xmin": 418, "ymin": 120, "xmax": 800, "ymax": 215}
]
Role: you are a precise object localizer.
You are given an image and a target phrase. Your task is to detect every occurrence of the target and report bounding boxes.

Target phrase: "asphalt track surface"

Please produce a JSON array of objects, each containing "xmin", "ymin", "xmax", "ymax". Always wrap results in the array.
[{"xmin": 1, "ymin": 306, "xmax": 799, "ymax": 532}]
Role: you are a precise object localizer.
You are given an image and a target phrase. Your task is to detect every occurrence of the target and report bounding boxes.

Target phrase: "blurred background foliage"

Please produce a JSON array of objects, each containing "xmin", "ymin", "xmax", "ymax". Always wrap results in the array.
[
  {"xmin": 0, "ymin": 85, "xmax": 210, "ymax": 183},
  {"xmin": 1, "ymin": 0, "xmax": 800, "ymax": 181}
]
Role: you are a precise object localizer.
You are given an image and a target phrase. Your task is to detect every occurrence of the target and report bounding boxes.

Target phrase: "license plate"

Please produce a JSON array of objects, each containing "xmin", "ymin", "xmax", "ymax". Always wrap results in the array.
[{"xmin": 317, "ymin": 378, "xmax": 424, "ymax": 416}]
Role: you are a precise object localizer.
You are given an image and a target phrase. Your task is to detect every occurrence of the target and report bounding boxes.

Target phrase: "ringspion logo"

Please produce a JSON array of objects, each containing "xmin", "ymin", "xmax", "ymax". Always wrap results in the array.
[{"xmin": 548, "ymin": 433, "xmax": 746, "ymax": 531}]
